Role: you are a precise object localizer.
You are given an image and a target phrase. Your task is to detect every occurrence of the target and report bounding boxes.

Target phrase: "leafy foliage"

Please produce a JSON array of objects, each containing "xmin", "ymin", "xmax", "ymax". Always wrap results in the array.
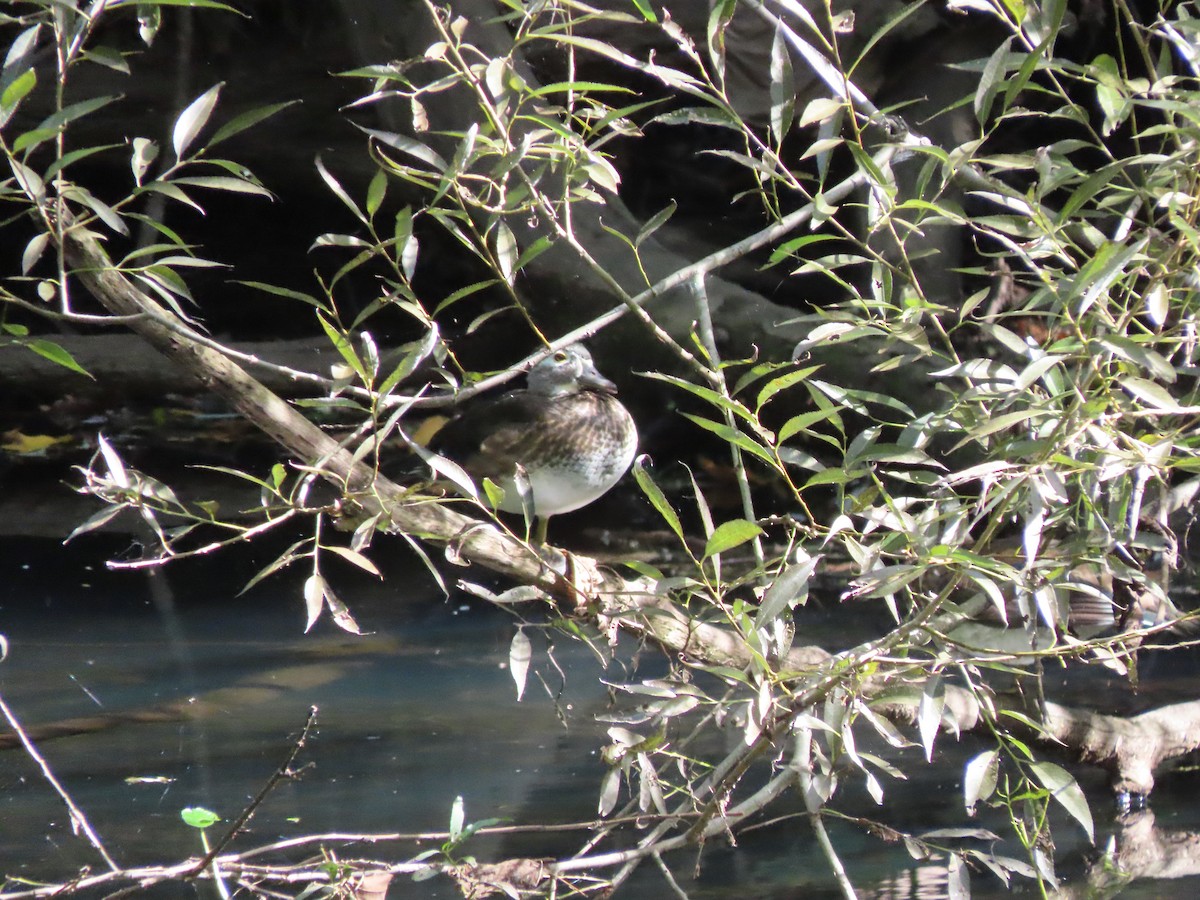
[{"xmin": 3, "ymin": 0, "xmax": 1200, "ymax": 897}]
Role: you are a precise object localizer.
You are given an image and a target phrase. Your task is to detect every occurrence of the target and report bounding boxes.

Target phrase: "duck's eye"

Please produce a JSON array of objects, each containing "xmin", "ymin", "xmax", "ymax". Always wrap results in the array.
[{"xmin": 554, "ymin": 351, "xmax": 569, "ymax": 362}]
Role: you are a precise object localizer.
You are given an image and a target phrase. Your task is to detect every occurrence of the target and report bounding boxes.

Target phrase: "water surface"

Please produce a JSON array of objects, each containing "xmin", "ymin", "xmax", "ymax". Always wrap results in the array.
[{"xmin": 4, "ymin": 535, "xmax": 1200, "ymax": 898}]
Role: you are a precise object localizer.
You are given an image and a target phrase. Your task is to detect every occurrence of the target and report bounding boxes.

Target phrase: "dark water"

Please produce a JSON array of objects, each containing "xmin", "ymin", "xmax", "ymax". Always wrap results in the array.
[{"xmin": 4, "ymin": 535, "xmax": 1200, "ymax": 899}]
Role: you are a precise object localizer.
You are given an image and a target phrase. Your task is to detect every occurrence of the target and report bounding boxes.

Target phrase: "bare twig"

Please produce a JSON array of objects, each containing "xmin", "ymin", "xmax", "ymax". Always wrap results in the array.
[
  {"xmin": 188, "ymin": 706, "xmax": 320, "ymax": 877},
  {"xmin": 0, "ymin": 691, "xmax": 119, "ymax": 872},
  {"xmin": 796, "ymin": 726, "xmax": 858, "ymax": 900},
  {"xmin": 690, "ymin": 270, "xmax": 767, "ymax": 575}
]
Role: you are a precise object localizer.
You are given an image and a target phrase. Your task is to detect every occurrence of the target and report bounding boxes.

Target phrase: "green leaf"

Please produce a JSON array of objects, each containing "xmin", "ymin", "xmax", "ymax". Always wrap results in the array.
[
  {"xmin": 180, "ymin": 807, "xmax": 220, "ymax": 829},
  {"xmin": 21, "ymin": 233, "xmax": 49, "ymax": 275},
  {"xmin": 65, "ymin": 505, "xmax": 125, "ymax": 543},
  {"xmin": 767, "ymin": 233, "xmax": 841, "ymax": 267},
  {"xmin": 25, "ymin": 339, "xmax": 93, "ymax": 379},
  {"xmin": 635, "ymin": 201, "xmax": 676, "ymax": 248},
  {"xmin": 512, "ymin": 235, "xmax": 553, "ymax": 274},
  {"xmin": 208, "ymin": 100, "xmax": 299, "ymax": 148},
  {"xmin": 632, "ymin": 458, "xmax": 686, "ymax": 548},
  {"xmin": 1029, "ymin": 761, "xmax": 1094, "ymax": 842},
  {"xmin": 807, "ymin": 379, "xmax": 914, "ymax": 419},
  {"xmin": 317, "ymin": 313, "xmax": 368, "ymax": 384},
  {"xmin": 480, "ymin": 477, "xmax": 504, "ymax": 510},
  {"xmin": 377, "ymin": 328, "xmax": 437, "ymax": 396},
  {"xmin": 1000, "ymin": 0, "xmax": 1027, "ymax": 21},
  {"xmin": 494, "ymin": 220, "xmax": 516, "ymax": 284},
  {"xmin": 1121, "ymin": 376, "xmax": 1183, "ymax": 412},
  {"xmin": 303, "ymin": 573, "xmax": 327, "ymax": 632},
  {"xmin": 233, "ymin": 280, "xmax": 325, "ymax": 309},
  {"xmin": 44, "ymin": 142, "xmax": 126, "ymax": 182},
  {"xmin": 141, "ymin": 264, "xmax": 194, "ymax": 301},
  {"xmin": 434, "ymin": 280, "xmax": 499, "ymax": 315},
  {"xmin": 324, "ymin": 546, "xmax": 381, "ymax": 577},
  {"xmin": 17, "ymin": 96, "xmax": 119, "ymax": 154},
  {"xmin": 61, "ymin": 185, "xmax": 128, "ymax": 235},
  {"xmin": 643, "ymin": 372, "xmax": 761, "ymax": 430},
  {"xmin": 131, "ymin": 0, "xmax": 244, "ymax": 11},
  {"xmin": 81, "ymin": 46, "xmax": 132, "ymax": 74},
  {"xmin": 9, "ymin": 157, "xmax": 45, "ymax": 202},
  {"xmin": 358, "ymin": 126, "xmax": 449, "ymax": 172},
  {"xmin": 629, "ymin": 0, "xmax": 657, "ymax": 22},
  {"xmin": 974, "ymin": 37, "xmax": 1015, "ymax": 124},
  {"xmin": 951, "ymin": 408, "xmax": 1048, "ymax": 451},
  {"xmin": 702, "ymin": 519, "xmax": 763, "ymax": 560},
  {"xmin": 798, "ymin": 98, "xmax": 843, "ymax": 129},
  {"xmin": 756, "ymin": 365, "xmax": 819, "ymax": 411},
  {"xmin": 10, "ymin": 127, "xmax": 63, "ymax": 154},
  {"xmin": 137, "ymin": 180, "xmax": 204, "ymax": 214},
  {"xmin": 1091, "ymin": 53, "xmax": 1129, "ymax": 135},
  {"xmin": 755, "ymin": 551, "xmax": 820, "ymax": 628},
  {"xmin": 918, "ymin": 676, "xmax": 944, "ymax": 762},
  {"xmin": 552, "ymin": 34, "xmax": 704, "ymax": 94},
  {"xmin": 509, "ymin": 628, "xmax": 531, "ymax": 702},
  {"xmin": 0, "ymin": 68, "xmax": 36, "ymax": 120},
  {"xmin": 681, "ymin": 414, "xmax": 778, "ymax": 469},
  {"xmin": 4, "ymin": 26, "xmax": 42, "ymax": 79},
  {"xmin": 137, "ymin": 4, "xmax": 162, "ymax": 45},
  {"xmin": 173, "ymin": 83, "xmax": 223, "ymax": 160},
  {"xmin": 779, "ymin": 409, "xmax": 838, "ymax": 444},
  {"xmin": 365, "ymin": 169, "xmax": 387, "ymax": 219}
]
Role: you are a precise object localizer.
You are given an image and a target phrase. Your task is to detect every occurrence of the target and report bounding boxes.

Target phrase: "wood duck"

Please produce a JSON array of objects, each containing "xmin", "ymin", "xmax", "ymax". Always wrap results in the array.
[{"xmin": 429, "ymin": 344, "xmax": 638, "ymax": 543}]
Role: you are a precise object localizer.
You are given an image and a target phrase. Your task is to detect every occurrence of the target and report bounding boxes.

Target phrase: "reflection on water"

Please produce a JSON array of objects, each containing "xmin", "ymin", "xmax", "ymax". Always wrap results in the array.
[
  {"xmin": 0, "ymin": 535, "xmax": 619, "ymax": 897},
  {"xmin": 4, "ymin": 535, "xmax": 1200, "ymax": 898}
]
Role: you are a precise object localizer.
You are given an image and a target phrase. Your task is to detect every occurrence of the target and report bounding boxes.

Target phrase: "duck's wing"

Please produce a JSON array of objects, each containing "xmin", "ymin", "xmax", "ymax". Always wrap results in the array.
[{"xmin": 431, "ymin": 391, "xmax": 552, "ymax": 482}]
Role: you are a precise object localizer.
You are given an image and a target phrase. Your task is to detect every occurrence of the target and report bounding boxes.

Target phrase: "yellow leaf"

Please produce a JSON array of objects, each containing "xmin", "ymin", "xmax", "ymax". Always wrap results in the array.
[{"xmin": 1, "ymin": 430, "xmax": 72, "ymax": 454}]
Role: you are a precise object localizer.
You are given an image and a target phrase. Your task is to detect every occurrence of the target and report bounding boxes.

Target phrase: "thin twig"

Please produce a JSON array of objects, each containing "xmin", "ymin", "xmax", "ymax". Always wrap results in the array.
[
  {"xmin": 690, "ymin": 271, "xmax": 767, "ymax": 575},
  {"xmin": 187, "ymin": 706, "xmax": 320, "ymax": 878},
  {"xmin": 0, "ymin": 690, "xmax": 119, "ymax": 872},
  {"xmin": 105, "ymin": 509, "xmax": 299, "ymax": 571},
  {"xmin": 652, "ymin": 850, "xmax": 691, "ymax": 899},
  {"xmin": 796, "ymin": 727, "xmax": 857, "ymax": 900}
]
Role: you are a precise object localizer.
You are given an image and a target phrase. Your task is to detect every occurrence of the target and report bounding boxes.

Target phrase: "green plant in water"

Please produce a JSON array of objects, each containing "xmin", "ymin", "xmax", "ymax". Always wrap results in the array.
[
  {"xmin": 410, "ymin": 796, "xmax": 504, "ymax": 882},
  {"xmin": 180, "ymin": 806, "xmax": 221, "ymax": 848}
]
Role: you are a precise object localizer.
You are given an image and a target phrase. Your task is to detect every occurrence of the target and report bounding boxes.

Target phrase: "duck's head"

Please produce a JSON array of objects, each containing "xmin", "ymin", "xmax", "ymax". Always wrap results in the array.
[{"xmin": 527, "ymin": 344, "xmax": 617, "ymax": 397}]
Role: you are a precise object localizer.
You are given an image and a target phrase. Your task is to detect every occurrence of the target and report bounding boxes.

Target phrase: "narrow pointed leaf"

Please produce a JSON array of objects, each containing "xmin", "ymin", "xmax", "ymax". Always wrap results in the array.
[
  {"xmin": 756, "ymin": 551, "xmax": 821, "ymax": 627},
  {"xmin": 1030, "ymin": 761, "xmax": 1094, "ymax": 841},
  {"xmin": 918, "ymin": 677, "xmax": 944, "ymax": 762},
  {"xmin": 173, "ymin": 83, "xmax": 223, "ymax": 160},
  {"xmin": 632, "ymin": 457, "xmax": 685, "ymax": 547},
  {"xmin": 963, "ymin": 750, "xmax": 999, "ymax": 813},
  {"xmin": 702, "ymin": 519, "xmax": 763, "ymax": 560},
  {"xmin": 509, "ymin": 628, "xmax": 532, "ymax": 701},
  {"xmin": 303, "ymin": 574, "xmax": 326, "ymax": 632},
  {"xmin": 26, "ymin": 339, "xmax": 92, "ymax": 379},
  {"xmin": 209, "ymin": 100, "xmax": 298, "ymax": 147},
  {"xmin": 324, "ymin": 545, "xmax": 381, "ymax": 577}
]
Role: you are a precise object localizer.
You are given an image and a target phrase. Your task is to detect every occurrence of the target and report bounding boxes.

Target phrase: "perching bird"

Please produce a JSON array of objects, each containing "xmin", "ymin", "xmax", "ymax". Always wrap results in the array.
[{"xmin": 428, "ymin": 344, "xmax": 637, "ymax": 544}]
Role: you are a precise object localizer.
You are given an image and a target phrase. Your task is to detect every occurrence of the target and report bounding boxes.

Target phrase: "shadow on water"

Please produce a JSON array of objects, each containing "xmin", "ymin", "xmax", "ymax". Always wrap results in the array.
[{"xmin": 4, "ymin": 534, "xmax": 1200, "ymax": 898}]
